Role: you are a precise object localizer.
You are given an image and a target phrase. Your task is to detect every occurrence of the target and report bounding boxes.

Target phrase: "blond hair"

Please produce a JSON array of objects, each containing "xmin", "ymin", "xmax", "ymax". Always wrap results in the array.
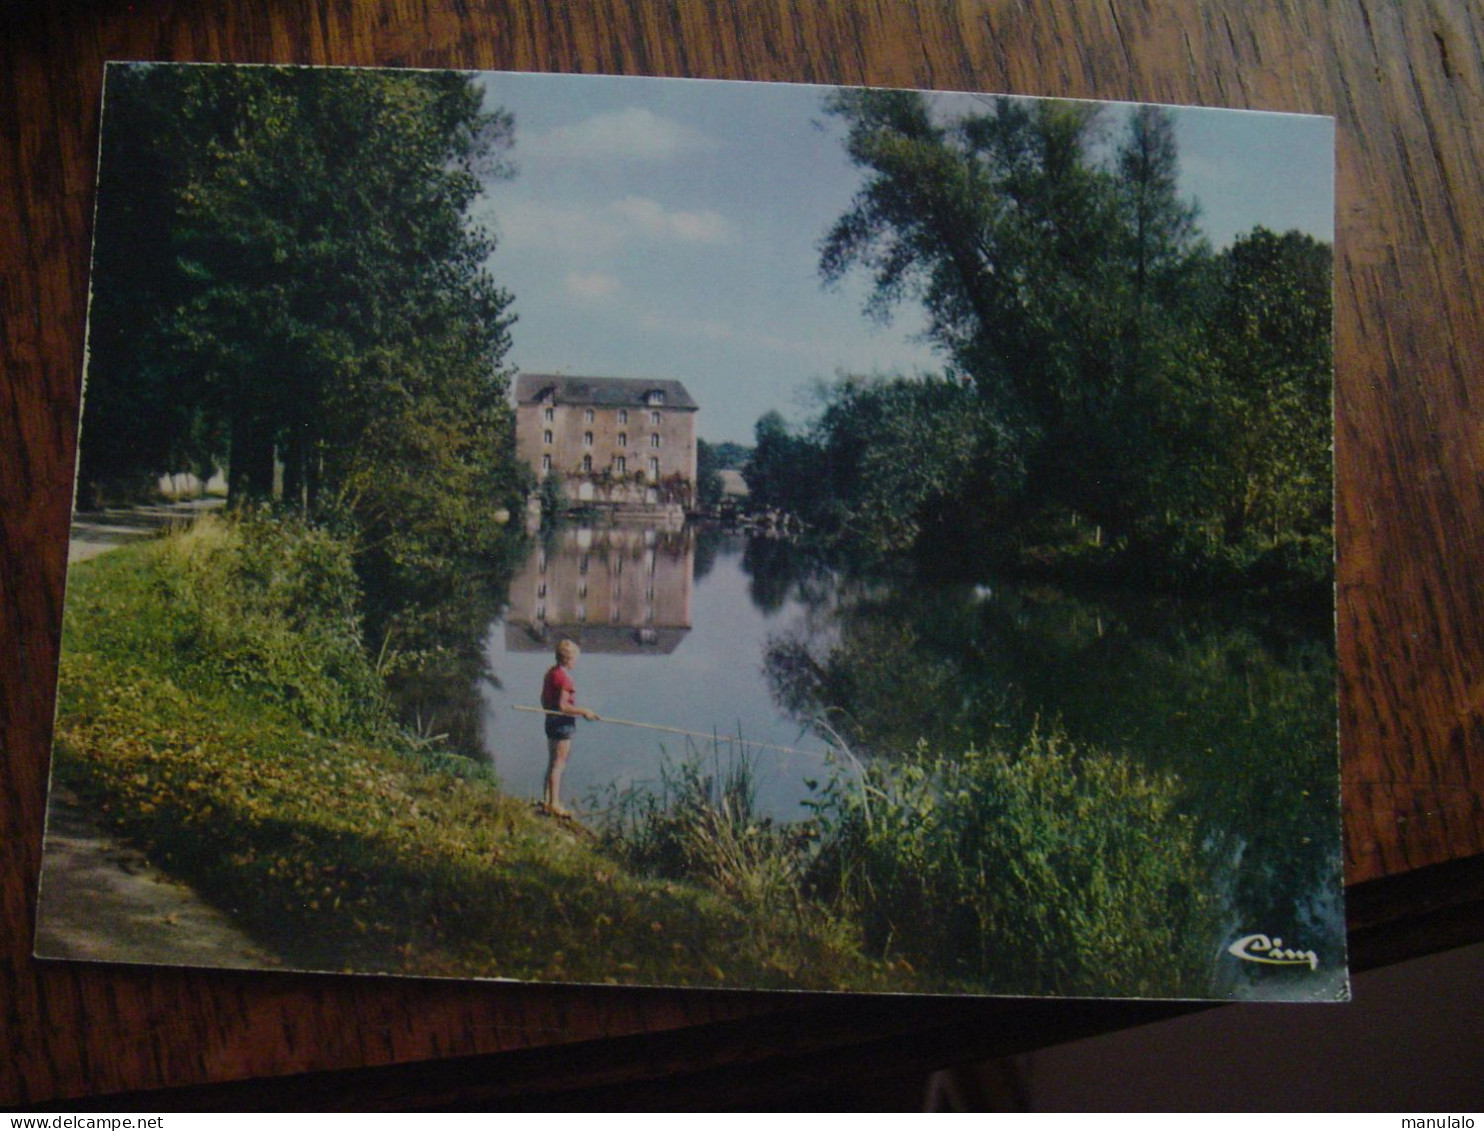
[{"xmin": 554, "ymin": 638, "xmax": 579, "ymax": 665}]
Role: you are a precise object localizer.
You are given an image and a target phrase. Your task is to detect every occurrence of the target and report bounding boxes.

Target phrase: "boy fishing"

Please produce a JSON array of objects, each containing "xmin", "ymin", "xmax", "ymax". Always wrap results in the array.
[{"xmin": 540, "ymin": 638, "xmax": 599, "ymax": 818}]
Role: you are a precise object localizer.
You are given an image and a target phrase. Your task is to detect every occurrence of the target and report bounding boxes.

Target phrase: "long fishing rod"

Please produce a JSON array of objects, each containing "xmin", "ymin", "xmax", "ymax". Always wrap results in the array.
[
  {"xmin": 511, "ymin": 704, "xmax": 880, "ymax": 824},
  {"xmin": 511, "ymin": 704, "xmax": 824, "ymax": 759}
]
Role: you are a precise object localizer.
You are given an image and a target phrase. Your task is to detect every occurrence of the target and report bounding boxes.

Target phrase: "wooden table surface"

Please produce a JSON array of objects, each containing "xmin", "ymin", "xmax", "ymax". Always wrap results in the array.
[{"xmin": 4, "ymin": 0, "xmax": 1482, "ymax": 1109}]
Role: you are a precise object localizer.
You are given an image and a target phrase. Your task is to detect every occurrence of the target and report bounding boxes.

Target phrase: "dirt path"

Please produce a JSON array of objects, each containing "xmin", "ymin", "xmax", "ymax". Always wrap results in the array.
[
  {"xmin": 37, "ymin": 499, "xmax": 277, "ymax": 972},
  {"xmin": 35, "ymin": 788, "xmax": 276, "ymax": 970},
  {"xmin": 68, "ymin": 498, "xmax": 223, "ymax": 563}
]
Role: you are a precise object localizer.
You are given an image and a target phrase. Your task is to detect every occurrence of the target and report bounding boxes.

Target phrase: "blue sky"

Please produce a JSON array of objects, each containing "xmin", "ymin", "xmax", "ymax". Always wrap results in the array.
[{"xmin": 474, "ymin": 72, "xmax": 1333, "ymax": 446}]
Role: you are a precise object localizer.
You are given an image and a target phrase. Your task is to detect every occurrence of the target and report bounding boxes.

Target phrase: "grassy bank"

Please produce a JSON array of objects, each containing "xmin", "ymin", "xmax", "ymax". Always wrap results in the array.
[
  {"xmin": 50, "ymin": 514, "xmax": 900, "ymax": 990},
  {"xmin": 600, "ymin": 734, "xmax": 1219, "ymax": 999}
]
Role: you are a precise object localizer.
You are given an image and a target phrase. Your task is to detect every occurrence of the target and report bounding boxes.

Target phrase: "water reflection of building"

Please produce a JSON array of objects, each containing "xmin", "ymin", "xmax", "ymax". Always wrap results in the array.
[{"xmin": 505, "ymin": 525, "xmax": 694, "ymax": 654}]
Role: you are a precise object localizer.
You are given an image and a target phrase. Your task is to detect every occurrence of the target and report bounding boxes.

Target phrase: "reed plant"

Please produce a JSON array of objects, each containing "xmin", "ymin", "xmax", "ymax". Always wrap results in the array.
[
  {"xmin": 603, "ymin": 728, "xmax": 1219, "ymax": 997},
  {"xmin": 597, "ymin": 747, "xmax": 801, "ymax": 907},
  {"xmin": 805, "ymin": 729, "xmax": 1219, "ymax": 997},
  {"xmin": 593, "ymin": 746, "xmax": 879, "ymax": 984}
]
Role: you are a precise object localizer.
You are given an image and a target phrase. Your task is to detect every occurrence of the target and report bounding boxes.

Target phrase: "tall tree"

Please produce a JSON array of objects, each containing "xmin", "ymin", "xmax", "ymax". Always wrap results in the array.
[
  {"xmin": 744, "ymin": 410, "xmax": 821, "ymax": 518},
  {"xmin": 819, "ymin": 93, "xmax": 1346, "ymax": 570},
  {"xmin": 82, "ymin": 64, "xmax": 518, "ymax": 520},
  {"xmin": 1202, "ymin": 228, "xmax": 1333, "ymax": 548},
  {"xmin": 1117, "ymin": 106, "xmax": 1200, "ymax": 303},
  {"xmin": 820, "ymin": 91, "xmax": 1175, "ymax": 534},
  {"xmin": 1098, "ymin": 105, "xmax": 1211, "ymax": 538}
]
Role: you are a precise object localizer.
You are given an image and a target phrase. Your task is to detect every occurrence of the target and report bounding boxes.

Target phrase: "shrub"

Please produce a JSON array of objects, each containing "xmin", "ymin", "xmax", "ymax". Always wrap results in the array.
[
  {"xmin": 158, "ymin": 511, "xmax": 388, "ymax": 736},
  {"xmin": 597, "ymin": 749, "xmax": 804, "ymax": 910},
  {"xmin": 807, "ymin": 730, "xmax": 1218, "ymax": 997}
]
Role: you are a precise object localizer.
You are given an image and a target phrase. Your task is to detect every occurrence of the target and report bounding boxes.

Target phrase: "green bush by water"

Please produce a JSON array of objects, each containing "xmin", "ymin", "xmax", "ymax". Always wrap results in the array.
[
  {"xmin": 155, "ymin": 511, "xmax": 388, "ymax": 736},
  {"xmin": 598, "ymin": 729, "xmax": 1219, "ymax": 998},
  {"xmin": 806, "ymin": 731, "xmax": 1217, "ymax": 997}
]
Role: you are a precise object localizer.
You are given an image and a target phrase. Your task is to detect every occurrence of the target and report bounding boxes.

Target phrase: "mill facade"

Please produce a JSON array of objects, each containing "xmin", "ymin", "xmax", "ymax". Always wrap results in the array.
[{"xmin": 514, "ymin": 374, "xmax": 699, "ymax": 519}]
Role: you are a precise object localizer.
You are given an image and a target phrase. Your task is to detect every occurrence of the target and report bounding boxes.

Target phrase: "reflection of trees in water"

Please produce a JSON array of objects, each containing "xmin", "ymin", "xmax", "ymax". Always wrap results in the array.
[
  {"xmin": 764, "ymin": 615, "xmax": 1020, "ymax": 758},
  {"xmin": 375, "ymin": 546, "xmax": 520, "ymax": 760},
  {"xmin": 758, "ymin": 561, "xmax": 1028, "ymax": 756},
  {"xmin": 740, "ymin": 535, "xmax": 816, "ymax": 613},
  {"xmin": 751, "ymin": 547, "xmax": 1341, "ymax": 964},
  {"xmin": 691, "ymin": 523, "xmax": 724, "ymax": 582}
]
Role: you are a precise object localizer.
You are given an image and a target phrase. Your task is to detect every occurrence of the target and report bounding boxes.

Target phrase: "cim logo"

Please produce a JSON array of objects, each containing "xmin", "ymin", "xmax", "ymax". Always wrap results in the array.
[{"xmin": 1227, "ymin": 933, "xmax": 1320, "ymax": 971}]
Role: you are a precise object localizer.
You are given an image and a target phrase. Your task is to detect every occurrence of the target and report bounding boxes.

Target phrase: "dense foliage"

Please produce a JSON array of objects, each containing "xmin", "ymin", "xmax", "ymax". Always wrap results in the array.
[
  {"xmin": 155, "ymin": 513, "xmax": 387, "ymax": 736},
  {"xmin": 694, "ymin": 438, "xmax": 726, "ymax": 511},
  {"xmin": 747, "ymin": 91, "xmax": 1332, "ymax": 590},
  {"xmin": 806, "ymin": 732, "xmax": 1216, "ymax": 997},
  {"xmin": 82, "ymin": 64, "xmax": 531, "ymax": 738},
  {"xmin": 706, "ymin": 441, "xmax": 753, "ymax": 470},
  {"xmin": 745, "ymin": 377, "xmax": 1002, "ymax": 555},
  {"xmin": 597, "ymin": 729, "xmax": 1217, "ymax": 997},
  {"xmin": 85, "ymin": 65, "xmax": 520, "ymax": 503}
]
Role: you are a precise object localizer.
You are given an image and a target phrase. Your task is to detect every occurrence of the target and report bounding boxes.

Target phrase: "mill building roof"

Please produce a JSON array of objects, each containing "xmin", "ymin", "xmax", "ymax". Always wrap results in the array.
[{"xmin": 514, "ymin": 373, "xmax": 698, "ymax": 412}]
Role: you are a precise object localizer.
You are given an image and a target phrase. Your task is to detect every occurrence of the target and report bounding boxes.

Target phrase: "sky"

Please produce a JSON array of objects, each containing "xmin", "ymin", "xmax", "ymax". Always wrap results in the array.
[{"xmin": 473, "ymin": 72, "xmax": 1334, "ymax": 446}]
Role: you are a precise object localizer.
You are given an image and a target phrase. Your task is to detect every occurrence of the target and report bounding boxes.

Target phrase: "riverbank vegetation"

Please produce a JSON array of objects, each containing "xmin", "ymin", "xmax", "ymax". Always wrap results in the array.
[
  {"xmin": 80, "ymin": 64, "xmax": 533, "ymax": 751},
  {"xmin": 745, "ymin": 93, "xmax": 1332, "ymax": 597},
  {"xmin": 53, "ymin": 518, "xmax": 909, "ymax": 988},
  {"xmin": 54, "ymin": 514, "xmax": 1221, "ymax": 994},
  {"xmin": 751, "ymin": 552, "xmax": 1343, "ymax": 974},
  {"xmin": 597, "ymin": 729, "xmax": 1217, "ymax": 997}
]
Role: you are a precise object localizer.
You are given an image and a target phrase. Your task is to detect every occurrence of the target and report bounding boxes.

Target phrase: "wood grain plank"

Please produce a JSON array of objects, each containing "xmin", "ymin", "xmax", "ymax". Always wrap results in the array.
[{"xmin": 4, "ymin": 0, "xmax": 1482, "ymax": 1107}]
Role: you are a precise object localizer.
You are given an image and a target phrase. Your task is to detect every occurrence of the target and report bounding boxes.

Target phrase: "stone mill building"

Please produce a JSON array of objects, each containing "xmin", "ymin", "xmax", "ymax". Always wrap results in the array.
[{"xmin": 514, "ymin": 374, "xmax": 699, "ymax": 520}]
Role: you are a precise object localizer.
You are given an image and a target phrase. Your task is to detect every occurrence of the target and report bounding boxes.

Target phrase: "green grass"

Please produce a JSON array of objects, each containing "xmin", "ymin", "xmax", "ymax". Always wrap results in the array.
[
  {"xmin": 50, "ymin": 517, "xmax": 903, "ymax": 990},
  {"xmin": 598, "ymin": 732, "xmax": 1220, "ymax": 998},
  {"xmin": 802, "ymin": 735, "xmax": 1218, "ymax": 997}
]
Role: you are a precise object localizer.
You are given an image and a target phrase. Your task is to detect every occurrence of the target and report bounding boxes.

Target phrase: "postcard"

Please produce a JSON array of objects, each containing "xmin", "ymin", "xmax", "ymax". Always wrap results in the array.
[{"xmin": 37, "ymin": 62, "xmax": 1344, "ymax": 1000}]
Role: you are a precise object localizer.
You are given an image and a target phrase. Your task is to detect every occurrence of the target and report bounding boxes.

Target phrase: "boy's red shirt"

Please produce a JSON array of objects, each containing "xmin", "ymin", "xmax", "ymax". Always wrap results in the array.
[{"xmin": 541, "ymin": 664, "xmax": 575, "ymax": 712}]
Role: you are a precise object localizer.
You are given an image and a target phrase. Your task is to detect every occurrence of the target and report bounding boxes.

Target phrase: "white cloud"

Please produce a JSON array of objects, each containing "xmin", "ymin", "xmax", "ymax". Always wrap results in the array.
[
  {"xmin": 565, "ymin": 271, "xmax": 620, "ymax": 301},
  {"xmin": 529, "ymin": 107, "xmax": 717, "ymax": 162},
  {"xmin": 500, "ymin": 196, "xmax": 733, "ymax": 254},
  {"xmin": 611, "ymin": 197, "xmax": 732, "ymax": 244},
  {"xmin": 499, "ymin": 200, "xmax": 620, "ymax": 255}
]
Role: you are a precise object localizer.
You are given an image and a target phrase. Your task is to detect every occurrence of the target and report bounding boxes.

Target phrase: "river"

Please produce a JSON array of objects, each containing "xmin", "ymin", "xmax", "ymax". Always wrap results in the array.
[{"xmin": 476, "ymin": 520, "xmax": 1346, "ymax": 997}]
